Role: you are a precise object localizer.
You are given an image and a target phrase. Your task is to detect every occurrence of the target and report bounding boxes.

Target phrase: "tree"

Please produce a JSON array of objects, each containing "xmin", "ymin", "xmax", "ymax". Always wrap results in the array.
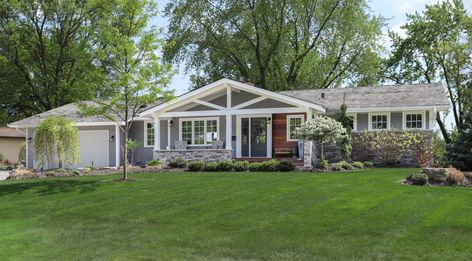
[
  {"xmin": 294, "ymin": 116, "xmax": 347, "ymax": 161},
  {"xmin": 337, "ymin": 96, "xmax": 352, "ymax": 160},
  {"xmin": 164, "ymin": 0, "xmax": 384, "ymax": 90},
  {"xmin": 0, "ymin": 0, "xmax": 108, "ymax": 125},
  {"xmin": 34, "ymin": 116, "xmax": 79, "ymax": 168},
  {"xmin": 446, "ymin": 111, "xmax": 472, "ymax": 171},
  {"xmin": 81, "ymin": 0, "xmax": 173, "ymax": 181},
  {"xmin": 383, "ymin": 0, "xmax": 472, "ymax": 142}
]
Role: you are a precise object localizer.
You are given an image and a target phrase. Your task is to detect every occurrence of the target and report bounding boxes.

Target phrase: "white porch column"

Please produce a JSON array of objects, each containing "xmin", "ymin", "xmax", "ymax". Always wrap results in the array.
[
  {"xmin": 226, "ymin": 86, "xmax": 232, "ymax": 150},
  {"xmin": 154, "ymin": 115, "xmax": 160, "ymax": 151},
  {"xmin": 115, "ymin": 124, "xmax": 121, "ymax": 167},
  {"xmin": 307, "ymin": 109, "xmax": 313, "ymax": 121},
  {"xmin": 167, "ymin": 119, "xmax": 171, "ymax": 150}
]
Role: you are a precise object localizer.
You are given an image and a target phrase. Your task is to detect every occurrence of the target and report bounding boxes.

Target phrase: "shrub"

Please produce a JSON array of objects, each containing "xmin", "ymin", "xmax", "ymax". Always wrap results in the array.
[
  {"xmin": 331, "ymin": 163, "xmax": 343, "ymax": 171},
  {"xmin": 277, "ymin": 160, "xmax": 295, "ymax": 172},
  {"xmin": 407, "ymin": 173, "xmax": 428, "ymax": 186},
  {"xmin": 352, "ymin": 161, "xmax": 364, "ymax": 169},
  {"xmin": 8, "ymin": 168, "xmax": 37, "ymax": 180},
  {"xmin": 0, "ymin": 152, "xmax": 4, "ymax": 163},
  {"xmin": 464, "ymin": 172, "xmax": 472, "ymax": 180},
  {"xmin": 72, "ymin": 170, "xmax": 81, "ymax": 176},
  {"xmin": 447, "ymin": 168, "xmax": 465, "ymax": 185},
  {"xmin": 249, "ymin": 162, "xmax": 264, "ymax": 172},
  {"xmin": 363, "ymin": 161, "xmax": 374, "ymax": 168},
  {"xmin": 314, "ymin": 159, "xmax": 328, "ymax": 169},
  {"xmin": 168, "ymin": 157, "xmax": 186, "ymax": 168},
  {"xmin": 337, "ymin": 160, "xmax": 353, "ymax": 170},
  {"xmin": 233, "ymin": 161, "xmax": 250, "ymax": 171},
  {"xmin": 404, "ymin": 131, "xmax": 434, "ymax": 167},
  {"xmin": 356, "ymin": 130, "xmax": 410, "ymax": 166},
  {"xmin": 216, "ymin": 160, "xmax": 234, "ymax": 171},
  {"xmin": 446, "ymin": 111, "xmax": 472, "ymax": 171},
  {"xmin": 187, "ymin": 161, "xmax": 205, "ymax": 171},
  {"xmin": 147, "ymin": 159, "xmax": 161, "ymax": 167},
  {"xmin": 203, "ymin": 162, "xmax": 218, "ymax": 171},
  {"xmin": 261, "ymin": 159, "xmax": 280, "ymax": 171}
]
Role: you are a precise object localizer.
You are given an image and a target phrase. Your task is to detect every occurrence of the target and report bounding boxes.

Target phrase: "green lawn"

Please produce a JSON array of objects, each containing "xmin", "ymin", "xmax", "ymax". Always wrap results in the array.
[{"xmin": 1, "ymin": 169, "xmax": 472, "ymax": 260}]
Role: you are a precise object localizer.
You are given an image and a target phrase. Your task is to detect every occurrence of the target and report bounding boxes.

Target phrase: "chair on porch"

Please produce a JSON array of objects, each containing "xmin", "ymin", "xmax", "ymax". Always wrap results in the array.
[{"xmin": 175, "ymin": 141, "xmax": 187, "ymax": 150}]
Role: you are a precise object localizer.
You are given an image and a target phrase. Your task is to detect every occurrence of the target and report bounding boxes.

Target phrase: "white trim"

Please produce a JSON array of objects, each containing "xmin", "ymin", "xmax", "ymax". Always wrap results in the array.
[
  {"xmin": 139, "ymin": 78, "xmax": 326, "ymax": 116},
  {"xmin": 402, "ymin": 111, "xmax": 426, "ymax": 130},
  {"xmin": 156, "ymin": 107, "xmax": 307, "ymax": 118},
  {"xmin": 153, "ymin": 116, "xmax": 160, "ymax": 151},
  {"xmin": 178, "ymin": 117, "xmax": 220, "ymax": 146},
  {"xmin": 115, "ymin": 124, "xmax": 120, "ymax": 167},
  {"xmin": 25, "ymin": 129, "xmax": 29, "ymax": 168},
  {"xmin": 286, "ymin": 114, "xmax": 305, "ymax": 141},
  {"xmin": 232, "ymin": 96, "xmax": 267, "ymax": 109},
  {"xmin": 368, "ymin": 112, "xmax": 391, "ymax": 130},
  {"xmin": 347, "ymin": 113, "xmax": 357, "ymax": 131},
  {"xmin": 193, "ymin": 99, "xmax": 226, "ymax": 110},
  {"xmin": 8, "ymin": 121, "xmax": 126, "ymax": 129},
  {"xmin": 235, "ymin": 114, "xmax": 272, "ymax": 158},
  {"xmin": 167, "ymin": 119, "xmax": 171, "ymax": 150},
  {"xmin": 143, "ymin": 120, "xmax": 155, "ymax": 147},
  {"xmin": 347, "ymin": 105, "xmax": 449, "ymax": 113}
]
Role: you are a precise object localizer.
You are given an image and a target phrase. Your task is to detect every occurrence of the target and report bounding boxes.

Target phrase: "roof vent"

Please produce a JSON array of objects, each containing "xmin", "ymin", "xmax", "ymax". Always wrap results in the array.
[{"xmin": 321, "ymin": 93, "xmax": 325, "ymax": 99}]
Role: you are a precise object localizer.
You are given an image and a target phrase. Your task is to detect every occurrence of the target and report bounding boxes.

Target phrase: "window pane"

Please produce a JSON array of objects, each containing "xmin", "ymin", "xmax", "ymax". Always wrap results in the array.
[
  {"xmin": 405, "ymin": 113, "xmax": 422, "ymax": 129},
  {"xmin": 206, "ymin": 120, "xmax": 218, "ymax": 144},
  {"xmin": 289, "ymin": 116, "xmax": 303, "ymax": 139},
  {"xmin": 372, "ymin": 115, "xmax": 387, "ymax": 129},
  {"xmin": 194, "ymin": 120, "xmax": 205, "ymax": 145},
  {"xmin": 182, "ymin": 121, "xmax": 192, "ymax": 144},
  {"xmin": 147, "ymin": 123, "xmax": 154, "ymax": 146}
]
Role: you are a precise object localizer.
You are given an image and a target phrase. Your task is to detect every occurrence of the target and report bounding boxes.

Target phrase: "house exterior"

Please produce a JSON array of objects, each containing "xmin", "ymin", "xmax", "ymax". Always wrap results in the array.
[
  {"xmin": 8, "ymin": 78, "xmax": 449, "ymax": 169},
  {"xmin": 0, "ymin": 128, "xmax": 25, "ymax": 164}
]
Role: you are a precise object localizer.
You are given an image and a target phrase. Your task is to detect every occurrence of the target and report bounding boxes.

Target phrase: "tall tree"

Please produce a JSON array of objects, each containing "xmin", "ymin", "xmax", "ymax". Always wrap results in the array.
[
  {"xmin": 81, "ymin": 0, "xmax": 173, "ymax": 180},
  {"xmin": 164, "ymin": 0, "xmax": 384, "ymax": 90},
  {"xmin": 0, "ymin": 0, "xmax": 106, "ymax": 125},
  {"xmin": 383, "ymin": 0, "xmax": 472, "ymax": 143}
]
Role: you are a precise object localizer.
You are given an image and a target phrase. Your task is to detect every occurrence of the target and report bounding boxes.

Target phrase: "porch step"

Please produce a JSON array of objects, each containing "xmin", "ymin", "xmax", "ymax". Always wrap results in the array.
[{"xmin": 234, "ymin": 157, "xmax": 304, "ymax": 166}]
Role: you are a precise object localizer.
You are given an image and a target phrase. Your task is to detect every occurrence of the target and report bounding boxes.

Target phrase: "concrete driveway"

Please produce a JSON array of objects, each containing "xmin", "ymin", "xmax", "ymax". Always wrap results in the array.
[{"xmin": 0, "ymin": 170, "xmax": 10, "ymax": 180}]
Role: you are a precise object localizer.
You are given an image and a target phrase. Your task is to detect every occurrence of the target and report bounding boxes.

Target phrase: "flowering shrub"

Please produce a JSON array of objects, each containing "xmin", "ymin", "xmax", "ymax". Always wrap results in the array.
[
  {"xmin": 294, "ymin": 116, "xmax": 347, "ymax": 161},
  {"xmin": 356, "ymin": 130, "xmax": 410, "ymax": 166},
  {"xmin": 403, "ymin": 131, "xmax": 434, "ymax": 167}
]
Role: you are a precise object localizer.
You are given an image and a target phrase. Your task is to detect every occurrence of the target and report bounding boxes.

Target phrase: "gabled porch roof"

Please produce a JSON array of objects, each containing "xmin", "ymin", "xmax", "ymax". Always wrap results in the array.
[{"xmin": 139, "ymin": 78, "xmax": 326, "ymax": 117}]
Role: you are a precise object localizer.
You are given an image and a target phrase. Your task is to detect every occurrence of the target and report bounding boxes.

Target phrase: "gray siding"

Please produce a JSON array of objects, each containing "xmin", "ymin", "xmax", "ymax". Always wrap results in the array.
[
  {"xmin": 128, "ymin": 121, "xmax": 153, "ymax": 165},
  {"xmin": 391, "ymin": 112, "xmax": 402, "ymax": 129},
  {"xmin": 355, "ymin": 110, "xmax": 432, "ymax": 132},
  {"xmin": 357, "ymin": 114, "xmax": 369, "ymax": 131}
]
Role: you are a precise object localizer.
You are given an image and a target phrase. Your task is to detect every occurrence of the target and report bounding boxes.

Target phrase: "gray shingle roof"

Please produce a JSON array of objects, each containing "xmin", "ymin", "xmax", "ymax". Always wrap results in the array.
[{"xmin": 278, "ymin": 83, "xmax": 449, "ymax": 113}]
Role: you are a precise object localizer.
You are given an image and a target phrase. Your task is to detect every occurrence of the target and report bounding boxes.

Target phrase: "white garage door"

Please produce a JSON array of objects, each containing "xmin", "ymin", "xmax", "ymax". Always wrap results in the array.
[{"xmin": 76, "ymin": 130, "xmax": 109, "ymax": 168}]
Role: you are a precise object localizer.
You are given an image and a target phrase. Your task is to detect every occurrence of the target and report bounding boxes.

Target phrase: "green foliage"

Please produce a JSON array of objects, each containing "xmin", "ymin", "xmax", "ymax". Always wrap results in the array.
[
  {"xmin": 164, "ymin": 0, "xmax": 384, "ymax": 90},
  {"xmin": 277, "ymin": 160, "xmax": 295, "ymax": 172},
  {"xmin": 447, "ymin": 111, "xmax": 472, "ymax": 171},
  {"xmin": 127, "ymin": 139, "xmax": 142, "ymax": 164},
  {"xmin": 248, "ymin": 162, "xmax": 265, "ymax": 172},
  {"xmin": 232, "ymin": 161, "xmax": 250, "ymax": 172},
  {"xmin": 80, "ymin": 0, "xmax": 174, "ymax": 180},
  {"xmin": 383, "ymin": 0, "xmax": 472, "ymax": 142},
  {"xmin": 186, "ymin": 161, "xmax": 205, "ymax": 171},
  {"xmin": 331, "ymin": 161, "xmax": 354, "ymax": 171},
  {"xmin": 0, "ymin": 0, "xmax": 108, "ymax": 125},
  {"xmin": 338, "ymin": 102, "xmax": 352, "ymax": 160},
  {"xmin": 18, "ymin": 142, "xmax": 26, "ymax": 164},
  {"xmin": 34, "ymin": 116, "xmax": 79, "ymax": 168},
  {"xmin": 352, "ymin": 161, "xmax": 364, "ymax": 169},
  {"xmin": 407, "ymin": 173, "xmax": 428, "ymax": 186},
  {"xmin": 433, "ymin": 131, "xmax": 447, "ymax": 167},
  {"xmin": 356, "ymin": 130, "xmax": 410, "ymax": 166},
  {"xmin": 147, "ymin": 159, "xmax": 161, "ymax": 167},
  {"xmin": 403, "ymin": 131, "xmax": 434, "ymax": 167},
  {"xmin": 363, "ymin": 161, "xmax": 374, "ymax": 168},
  {"xmin": 168, "ymin": 157, "xmax": 186, "ymax": 168},
  {"xmin": 203, "ymin": 162, "xmax": 219, "ymax": 172},
  {"xmin": 0, "ymin": 152, "xmax": 4, "ymax": 163},
  {"xmin": 314, "ymin": 160, "xmax": 329, "ymax": 170}
]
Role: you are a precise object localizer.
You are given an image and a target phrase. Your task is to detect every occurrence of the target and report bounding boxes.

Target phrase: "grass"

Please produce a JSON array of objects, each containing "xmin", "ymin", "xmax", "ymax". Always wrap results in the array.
[{"xmin": 1, "ymin": 168, "xmax": 472, "ymax": 260}]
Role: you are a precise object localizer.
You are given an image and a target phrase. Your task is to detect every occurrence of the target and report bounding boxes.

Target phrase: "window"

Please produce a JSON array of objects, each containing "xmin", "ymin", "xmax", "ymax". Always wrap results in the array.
[
  {"xmin": 287, "ymin": 115, "xmax": 305, "ymax": 141},
  {"xmin": 145, "ymin": 122, "xmax": 155, "ymax": 147},
  {"xmin": 403, "ymin": 111, "xmax": 425, "ymax": 130},
  {"xmin": 369, "ymin": 113, "xmax": 390, "ymax": 130},
  {"xmin": 179, "ymin": 118, "xmax": 219, "ymax": 145}
]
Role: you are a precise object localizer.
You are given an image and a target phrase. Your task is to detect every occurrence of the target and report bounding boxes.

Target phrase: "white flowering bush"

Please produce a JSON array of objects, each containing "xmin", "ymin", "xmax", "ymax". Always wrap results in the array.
[{"xmin": 294, "ymin": 116, "xmax": 347, "ymax": 161}]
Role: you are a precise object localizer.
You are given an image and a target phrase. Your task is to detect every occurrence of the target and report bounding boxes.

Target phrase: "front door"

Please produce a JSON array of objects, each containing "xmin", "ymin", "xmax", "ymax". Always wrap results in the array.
[{"xmin": 240, "ymin": 117, "xmax": 268, "ymax": 157}]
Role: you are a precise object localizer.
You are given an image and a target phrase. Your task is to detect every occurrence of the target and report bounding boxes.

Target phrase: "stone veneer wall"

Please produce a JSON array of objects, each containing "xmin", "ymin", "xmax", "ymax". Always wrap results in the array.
[{"xmin": 154, "ymin": 149, "xmax": 232, "ymax": 163}]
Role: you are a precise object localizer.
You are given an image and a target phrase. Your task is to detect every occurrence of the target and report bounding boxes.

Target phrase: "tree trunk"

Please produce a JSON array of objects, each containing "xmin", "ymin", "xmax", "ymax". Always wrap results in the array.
[
  {"xmin": 123, "ymin": 131, "xmax": 128, "ymax": 180},
  {"xmin": 436, "ymin": 112, "xmax": 451, "ymax": 144}
]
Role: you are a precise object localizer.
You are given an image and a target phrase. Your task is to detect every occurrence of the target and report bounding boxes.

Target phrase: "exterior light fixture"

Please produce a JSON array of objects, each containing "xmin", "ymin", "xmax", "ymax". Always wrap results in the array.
[{"xmin": 110, "ymin": 135, "xmax": 115, "ymax": 142}]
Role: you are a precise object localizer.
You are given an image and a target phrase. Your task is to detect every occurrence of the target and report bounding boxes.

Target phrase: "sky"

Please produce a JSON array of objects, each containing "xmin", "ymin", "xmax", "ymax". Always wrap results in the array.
[{"xmin": 152, "ymin": 0, "xmax": 472, "ymax": 128}]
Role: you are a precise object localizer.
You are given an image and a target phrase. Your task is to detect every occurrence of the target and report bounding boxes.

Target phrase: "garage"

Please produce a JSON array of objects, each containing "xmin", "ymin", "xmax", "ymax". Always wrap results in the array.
[{"xmin": 76, "ymin": 130, "xmax": 110, "ymax": 168}]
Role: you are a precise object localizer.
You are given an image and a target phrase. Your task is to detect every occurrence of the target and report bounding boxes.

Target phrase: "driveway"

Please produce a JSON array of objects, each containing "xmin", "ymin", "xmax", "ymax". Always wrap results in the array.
[{"xmin": 0, "ymin": 170, "xmax": 10, "ymax": 180}]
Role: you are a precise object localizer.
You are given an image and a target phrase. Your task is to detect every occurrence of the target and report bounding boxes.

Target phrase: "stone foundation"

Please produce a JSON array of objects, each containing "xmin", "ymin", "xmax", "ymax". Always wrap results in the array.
[{"xmin": 154, "ymin": 149, "xmax": 232, "ymax": 163}]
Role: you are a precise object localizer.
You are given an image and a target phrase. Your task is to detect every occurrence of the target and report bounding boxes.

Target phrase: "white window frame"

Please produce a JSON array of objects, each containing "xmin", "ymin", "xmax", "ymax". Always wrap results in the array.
[
  {"xmin": 178, "ymin": 117, "xmax": 220, "ymax": 146},
  {"xmin": 368, "ymin": 112, "xmax": 391, "ymax": 130},
  {"xmin": 286, "ymin": 114, "xmax": 305, "ymax": 141},
  {"xmin": 347, "ymin": 113, "xmax": 357, "ymax": 132},
  {"xmin": 403, "ymin": 111, "xmax": 426, "ymax": 130},
  {"xmin": 144, "ymin": 120, "xmax": 155, "ymax": 147}
]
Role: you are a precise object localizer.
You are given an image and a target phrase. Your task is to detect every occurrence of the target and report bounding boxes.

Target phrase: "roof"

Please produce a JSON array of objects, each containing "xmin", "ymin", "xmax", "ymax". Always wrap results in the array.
[
  {"xmin": 278, "ymin": 83, "xmax": 450, "ymax": 113},
  {"xmin": 0, "ymin": 128, "xmax": 25, "ymax": 138}
]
